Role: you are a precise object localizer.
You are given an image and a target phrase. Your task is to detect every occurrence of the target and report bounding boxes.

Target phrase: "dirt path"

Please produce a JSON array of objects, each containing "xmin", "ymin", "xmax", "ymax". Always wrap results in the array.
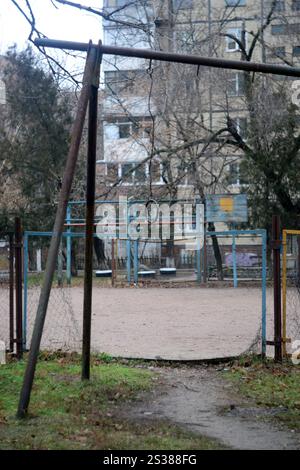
[{"xmin": 128, "ymin": 366, "xmax": 300, "ymax": 450}]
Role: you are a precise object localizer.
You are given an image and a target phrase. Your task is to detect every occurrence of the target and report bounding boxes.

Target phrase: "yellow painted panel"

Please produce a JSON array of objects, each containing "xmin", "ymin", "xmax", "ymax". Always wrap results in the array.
[{"xmin": 220, "ymin": 197, "xmax": 234, "ymax": 213}]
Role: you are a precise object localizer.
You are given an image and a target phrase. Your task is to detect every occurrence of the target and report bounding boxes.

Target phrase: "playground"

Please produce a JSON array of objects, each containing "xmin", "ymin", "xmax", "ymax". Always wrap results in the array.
[
  {"xmin": 0, "ymin": 37, "xmax": 299, "ymax": 424},
  {"xmin": 24, "ymin": 285, "xmax": 270, "ymax": 360}
]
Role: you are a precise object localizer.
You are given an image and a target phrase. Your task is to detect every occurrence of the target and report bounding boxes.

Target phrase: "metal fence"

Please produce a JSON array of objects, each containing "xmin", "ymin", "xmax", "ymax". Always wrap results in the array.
[
  {"xmin": 22, "ymin": 229, "xmax": 268, "ymax": 357},
  {"xmin": 0, "ymin": 233, "xmax": 12, "ymax": 350},
  {"xmin": 0, "ymin": 221, "xmax": 23, "ymax": 356},
  {"xmin": 282, "ymin": 229, "xmax": 300, "ymax": 357},
  {"xmin": 23, "ymin": 232, "xmax": 81, "ymax": 352}
]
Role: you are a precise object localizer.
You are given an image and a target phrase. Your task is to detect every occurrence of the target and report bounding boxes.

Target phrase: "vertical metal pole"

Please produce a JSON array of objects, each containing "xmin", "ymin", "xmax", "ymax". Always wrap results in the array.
[
  {"xmin": 17, "ymin": 47, "xmax": 99, "ymax": 418},
  {"xmin": 127, "ymin": 239, "xmax": 131, "ymax": 285},
  {"xmin": 111, "ymin": 239, "xmax": 115, "ymax": 287},
  {"xmin": 115, "ymin": 239, "xmax": 118, "ymax": 285},
  {"xmin": 23, "ymin": 233, "xmax": 28, "ymax": 351},
  {"xmin": 82, "ymin": 48, "xmax": 102, "ymax": 381},
  {"xmin": 282, "ymin": 230, "xmax": 287, "ymax": 357},
  {"xmin": 272, "ymin": 215, "xmax": 282, "ymax": 362},
  {"xmin": 232, "ymin": 234, "xmax": 238, "ymax": 288},
  {"xmin": 57, "ymin": 239, "xmax": 63, "ymax": 286},
  {"xmin": 262, "ymin": 230, "xmax": 267, "ymax": 358},
  {"xmin": 66, "ymin": 204, "xmax": 72, "ymax": 285},
  {"xmin": 15, "ymin": 217, "xmax": 23, "ymax": 360},
  {"xmin": 196, "ymin": 245, "xmax": 201, "ymax": 283},
  {"xmin": 9, "ymin": 233, "xmax": 14, "ymax": 353},
  {"xmin": 134, "ymin": 240, "xmax": 139, "ymax": 284},
  {"xmin": 196, "ymin": 202, "xmax": 201, "ymax": 283},
  {"xmin": 203, "ymin": 225, "xmax": 207, "ymax": 284}
]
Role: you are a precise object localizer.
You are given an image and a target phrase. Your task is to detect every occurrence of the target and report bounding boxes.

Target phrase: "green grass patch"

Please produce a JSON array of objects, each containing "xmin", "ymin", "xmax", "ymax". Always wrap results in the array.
[
  {"xmin": 0, "ymin": 356, "xmax": 222, "ymax": 450},
  {"xmin": 224, "ymin": 358, "xmax": 300, "ymax": 430}
]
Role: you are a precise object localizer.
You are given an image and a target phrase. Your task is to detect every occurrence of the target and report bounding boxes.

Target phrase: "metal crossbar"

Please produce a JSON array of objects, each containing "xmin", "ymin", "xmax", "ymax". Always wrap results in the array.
[{"xmin": 35, "ymin": 38, "xmax": 300, "ymax": 78}]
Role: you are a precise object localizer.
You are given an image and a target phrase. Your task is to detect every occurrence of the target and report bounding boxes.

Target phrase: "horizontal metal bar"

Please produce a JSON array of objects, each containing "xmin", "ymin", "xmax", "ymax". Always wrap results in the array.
[
  {"xmin": 35, "ymin": 38, "xmax": 300, "ymax": 78},
  {"xmin": 68, "ymin": 199, "xmax": 203, "ymax": 204},
  {"xmin": 282, "ymin": 229, "xmax": 300, "ymax": 235}
]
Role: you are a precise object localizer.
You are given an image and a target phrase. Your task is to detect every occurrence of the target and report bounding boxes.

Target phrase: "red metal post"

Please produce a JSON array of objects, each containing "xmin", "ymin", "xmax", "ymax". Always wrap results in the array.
[{"xmin": 14, "ymin": 218, "xmax": 23, "ymax": 360}]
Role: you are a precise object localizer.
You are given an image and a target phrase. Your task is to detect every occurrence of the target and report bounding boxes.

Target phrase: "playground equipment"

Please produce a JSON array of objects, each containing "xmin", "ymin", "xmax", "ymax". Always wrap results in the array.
[
  {"xmin": 16, "ymin": 37, "xmax": 300, "ymax": 418},
  {"xmin": 63, "ymin": 195, "xmax": 252, "ymax": 286}
]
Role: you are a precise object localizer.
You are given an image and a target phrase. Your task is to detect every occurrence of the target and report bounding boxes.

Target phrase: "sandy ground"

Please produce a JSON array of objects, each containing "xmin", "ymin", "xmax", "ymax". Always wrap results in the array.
[
  {"xmin": 127, "ymin": 366, "xmax": 300, "ymax": 450},
  {"xmin": 2, "ymin": 285, "xmax": 298, "ymax": 360},
  {"xmin": 26, "ymin": 286, "xmax": 275, "ymax": 360}
]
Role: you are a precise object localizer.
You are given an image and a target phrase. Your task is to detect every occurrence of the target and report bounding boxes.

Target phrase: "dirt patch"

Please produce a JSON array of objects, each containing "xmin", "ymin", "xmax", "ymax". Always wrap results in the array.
[
  {"xmin": 23, "ymin": 287, "xmax": 272, "ymax": 359},
  {"xmin": 125, "ymin": 365, "xmax": 300, "ymax": 450}
]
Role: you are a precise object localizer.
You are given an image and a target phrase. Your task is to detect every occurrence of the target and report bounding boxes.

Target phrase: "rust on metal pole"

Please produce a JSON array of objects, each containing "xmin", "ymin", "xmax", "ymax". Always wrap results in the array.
[
  {"xmin": 34, "ymin": 38, "xmax": 300, "ymax": 78},
  {"xmin": 15, "ymin": 218, "xmax": 23, "ymax": 360},
  {"xmin": 9, "ymin": 232, "xmax": 14, "ymax": 353},
  {"xmin": 82, "ymin": 44, "xmax": 102, "ymax": 381},
  {"xmin": 272, "ymin": 215, "xmax": 282, "ymax": 362},
  {"xmin": 17, "ymin": 45, "xmax": 99, "ymax": 418}
]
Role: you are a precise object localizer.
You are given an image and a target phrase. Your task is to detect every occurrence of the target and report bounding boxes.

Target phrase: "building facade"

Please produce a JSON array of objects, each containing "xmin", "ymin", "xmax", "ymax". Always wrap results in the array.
[{"xmin": 98, "ymin": 0, "xmax": 300, "ymax": 209}]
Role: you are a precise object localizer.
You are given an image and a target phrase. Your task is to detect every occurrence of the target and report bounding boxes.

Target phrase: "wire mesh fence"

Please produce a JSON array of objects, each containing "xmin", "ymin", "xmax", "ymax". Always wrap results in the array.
[
  {"xmin": 23, "ymin": 229, "xmax": 267, "ymax": 359},
  {"xmin": 282, "ymin": 231, "xmax": 300, "ymax": 355},
  {"xmin": 24, "ymin": 234, "xmax": 81, "ymax": 352}
]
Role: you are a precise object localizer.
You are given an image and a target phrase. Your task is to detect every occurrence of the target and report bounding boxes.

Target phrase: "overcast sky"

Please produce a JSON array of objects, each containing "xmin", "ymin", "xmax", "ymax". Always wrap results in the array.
[{"xmin": 0, "ymin": 0, "xmax": 103, "ymax": 60}]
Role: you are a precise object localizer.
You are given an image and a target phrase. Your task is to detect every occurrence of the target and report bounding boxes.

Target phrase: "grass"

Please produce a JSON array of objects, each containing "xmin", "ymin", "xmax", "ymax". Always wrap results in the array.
[
  {"xmin": 0, "ymin": 355, "xmax": 222, "ymax": 450},
  {"xmin": 224, "ymin": 357, "xmax": 300, "ymax": 430}
]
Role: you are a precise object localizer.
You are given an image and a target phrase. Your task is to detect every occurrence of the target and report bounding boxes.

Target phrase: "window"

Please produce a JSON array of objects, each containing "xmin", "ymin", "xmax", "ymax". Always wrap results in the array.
[
  {"xmin": 173, "ymin": 0, "xmax": 193, "ymax": 10},
  {"xmin": 227, "ymin": 72, "xmax": 245, "ymax": 96},
  {"xmin": 228, "ymin": 163, "xmax": 248, "ymax": 186},
  {"xmin": 292, "ymin": 0, "xmax": 300, "ymax": 11},
  {"xmin": 106, "ymin": 163, "xmax": 119, "ymax": 184},
  {"xmin": 293, "ymin": 46, "xmax": 300, "ymax": 57},
  {"xmin": 104, "ymin": 117, "xmax": 152, "ymax": 140},
  {"xmin": 135, "ymin": 164, "xmax": 147, "ymax": 183},
  {"xmin": 289, "ymin": 23, "xmax": 300, "ymax": 34},
  {"xmin": 122, "ymin": 163, "xmax": 135, "ymax": 184},
  {"xmin": 272, "ymin": 23, "xmax": 300, "ymax": 35},
  {"xmin": 272, "ymin": 0, "xmax": 285, "ymax": 11},
  {"xmin": 104, "ymin": 70, "xmax": 141, "ymax": 94},
  {"xmin": 226, "ymin": 28, "xmax": 245, "ymax": 52},
  {"xmin": 225, "ymin": 0, "xmax": 246, "ymax": 6},
  {"xmin": 272, "ymin": 24, "xmax": 286, "ymax": 35},
  {"xmin": 149, "ymin": 161, "xmax": 162, "ymax": 184},
  {"xmin": 106, "ymin": 0, "xmax": 129, "ymax": 7},
  {"xmin": 233, "ymin": 117, "xmax": 247, "ymax": 139},
  {"xmin": 105, "ymin": 162, "xmax": 148, "ymax": 185},
  {"xmin": 119, "ymin": 123, "xmax": 131, "ymax": 139},
  {"xmin": 273, "ymin": 46, "xmax": 286, "ymax": 58}
]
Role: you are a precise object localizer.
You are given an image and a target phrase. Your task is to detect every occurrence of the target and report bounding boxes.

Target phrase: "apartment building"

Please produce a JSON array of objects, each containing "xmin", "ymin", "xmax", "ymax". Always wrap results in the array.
[{"xmin": 97, "ymin": 0, "xmax": 300, "ymax": 202}]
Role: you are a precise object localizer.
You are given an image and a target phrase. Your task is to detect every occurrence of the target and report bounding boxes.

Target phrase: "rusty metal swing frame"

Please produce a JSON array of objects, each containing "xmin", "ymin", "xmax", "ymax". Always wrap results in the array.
[{"xmin": 17, "ymin": 37, "xmax": 300, "ymax": 418}]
